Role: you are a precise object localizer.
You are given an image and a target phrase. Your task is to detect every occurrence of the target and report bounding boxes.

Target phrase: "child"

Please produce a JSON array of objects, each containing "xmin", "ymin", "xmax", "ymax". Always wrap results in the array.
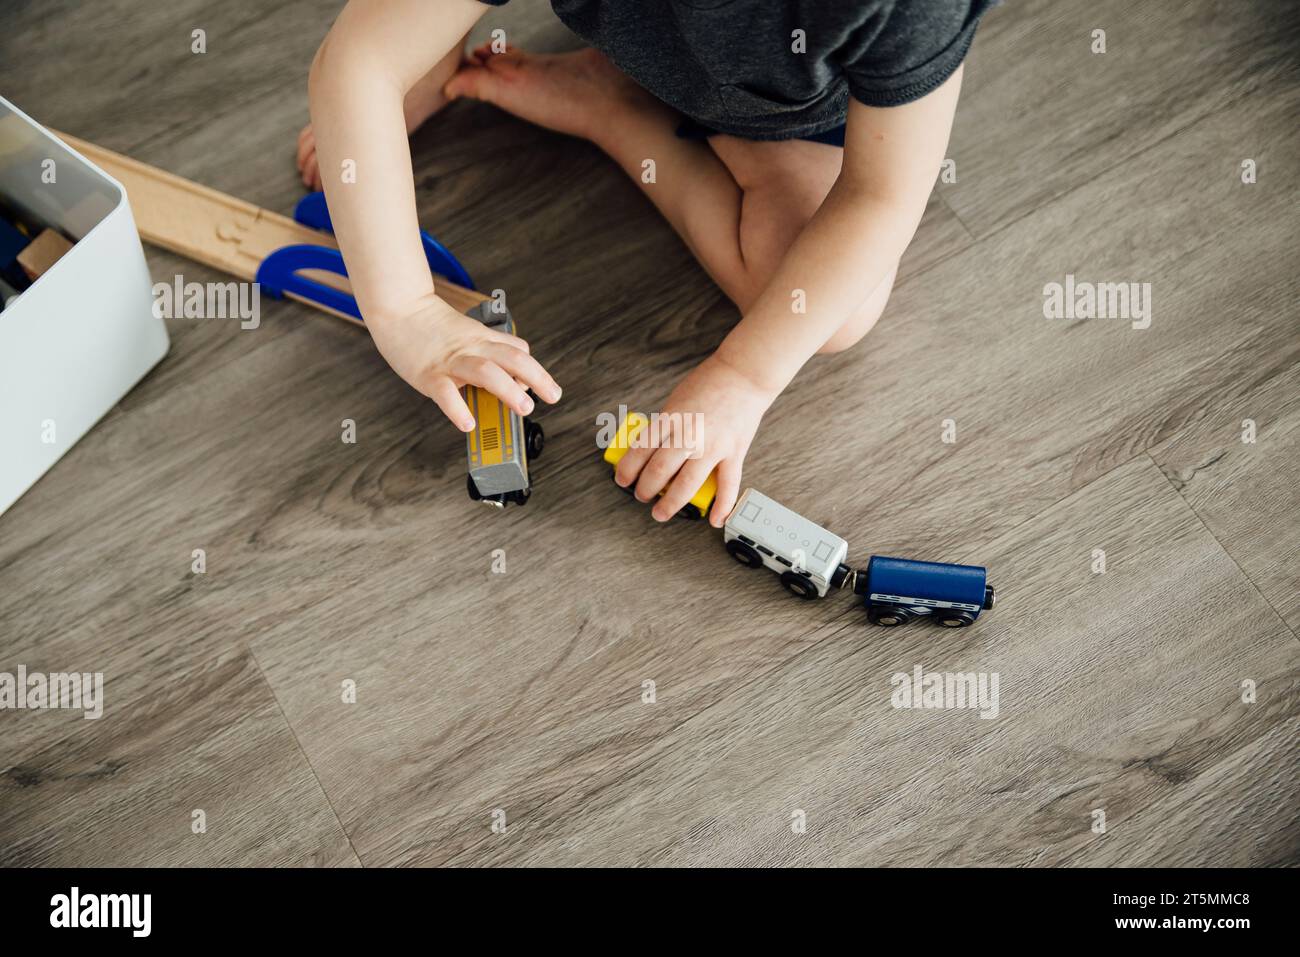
[{"xmin": 302, "ymin": 0, "xmax": 992, "ymax": 526}]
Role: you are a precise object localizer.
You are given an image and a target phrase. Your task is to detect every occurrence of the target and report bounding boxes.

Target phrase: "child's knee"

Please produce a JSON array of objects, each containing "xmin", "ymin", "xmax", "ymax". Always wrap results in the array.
[
  {"xmin": 818, "ymin": 306, "xmax": 880, "ymax": 354},
  {"xmin": 817, "ymin": 264, "xmax": 897, "ymax": 355}
]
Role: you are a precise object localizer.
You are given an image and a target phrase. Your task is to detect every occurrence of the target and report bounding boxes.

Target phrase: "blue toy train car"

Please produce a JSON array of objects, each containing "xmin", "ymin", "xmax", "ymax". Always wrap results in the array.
[{"xmin": 854, "ymin": 556, "xmax": 995, "ymax": 628}]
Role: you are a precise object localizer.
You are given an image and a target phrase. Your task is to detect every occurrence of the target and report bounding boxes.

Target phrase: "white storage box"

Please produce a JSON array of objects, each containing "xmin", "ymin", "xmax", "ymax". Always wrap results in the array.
[{"xmin": 0, "ymin": 95, "xmax": 169, "ymax": 516}]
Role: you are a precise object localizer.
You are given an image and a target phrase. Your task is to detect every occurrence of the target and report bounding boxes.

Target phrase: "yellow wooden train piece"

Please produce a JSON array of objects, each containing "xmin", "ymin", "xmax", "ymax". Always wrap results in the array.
[{"xmin": 603, "ymin": 411, "xmax": 716, "ymax": 519}]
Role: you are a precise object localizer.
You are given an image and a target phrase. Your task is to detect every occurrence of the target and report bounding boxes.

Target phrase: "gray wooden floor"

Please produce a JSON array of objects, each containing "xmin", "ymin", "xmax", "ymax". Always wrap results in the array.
[{"xmin": 1, "ymin": 0, "xmax": 1297, "ymax": 867}]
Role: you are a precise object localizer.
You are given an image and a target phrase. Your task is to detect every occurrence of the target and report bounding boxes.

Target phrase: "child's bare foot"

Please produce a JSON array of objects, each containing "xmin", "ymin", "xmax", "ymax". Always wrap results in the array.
[
  {"xmin": 296, "ymin": 124, "xmax": 325, "ymax": 190},
  {"xmin": 443, "ymin": 45, "xmax": 664, "ymax": 145}
]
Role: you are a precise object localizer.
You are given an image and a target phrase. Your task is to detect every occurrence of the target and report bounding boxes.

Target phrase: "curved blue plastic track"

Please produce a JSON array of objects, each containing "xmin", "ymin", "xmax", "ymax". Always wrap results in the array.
[{"xmin": 291, "ymin": 191, "xmax": 475, "ymax": 290}]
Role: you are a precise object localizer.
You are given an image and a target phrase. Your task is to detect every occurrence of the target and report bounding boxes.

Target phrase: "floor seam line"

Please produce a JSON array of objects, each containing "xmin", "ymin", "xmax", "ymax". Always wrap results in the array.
[
  {"xmin": 1143, "ymin": 451, "xmax": 1299, "ymax": 645},
  {"xmin": 935, "ymin": 190, "xmax": 977, "ymax": 241},
  {"xmin": 245, "ymin": 643, "xmax": 367, "ymax": 867}
]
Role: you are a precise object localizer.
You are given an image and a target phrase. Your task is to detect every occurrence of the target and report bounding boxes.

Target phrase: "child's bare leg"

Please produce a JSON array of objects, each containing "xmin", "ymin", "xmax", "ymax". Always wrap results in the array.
[
  {"xmin": 444, "ymin": 48, "xmax": 895, "ymax": 352},
  {"xmin": 703, "ymin": 134, "xmax": 897, "ymax": 353},
  {"xmin": 446, "ymin": 48, "xmax": 749, "ymax": 290}
]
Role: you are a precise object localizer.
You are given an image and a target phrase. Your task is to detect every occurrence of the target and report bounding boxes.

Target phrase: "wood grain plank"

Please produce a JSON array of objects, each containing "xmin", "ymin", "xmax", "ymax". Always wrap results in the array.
[
  {"xmin": 1149, "ymin": 363, "xmax": 1300, "ymax": 635},
  {"xmin": 944, "ymin": 0, "xmax": 1300, "ymax": 236},
  {"xmin": 440, "ymin": 458, "xmax": 1299, "ymax": 866},
  {"xmin": 0, "ymin": 650, "xmax": 360, "ymax": 866},
  {"xmin": 0, "ymin": 0, "xmax": 1295, "ymax": 868},
  {"xmin": 0, "ymin": 0, "xmax": 339, "ymax": 166},
  {"xmin": 1064, "ymin": 715, "xmax": 1299, "ymax": 867},
  {"xmin": 0, "ymin": 299, "xmax": 458, "ymax": 763}
]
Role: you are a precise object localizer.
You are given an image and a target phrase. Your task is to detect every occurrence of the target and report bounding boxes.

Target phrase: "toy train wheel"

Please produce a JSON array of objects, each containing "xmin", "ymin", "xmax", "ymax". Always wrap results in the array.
[
  {"xmin": 868, "ymin": 606, "xmax": 912, "ymax": 627},
  {"xmin": 936, "ymin": 610, "xmax": 975, "ymax": 628},
  {"xmin": 466, "ymin": 474, "xmax": 482, "ymax": 501},
  {"xmin": 677, "ymin": 503, "xmax": 704, "ymax": 520},
  {"xmin": 780, "ymin": 571, "xmax": 818, "ymax": 600},
  {"xmin": 525, "ymin": 419, "xmax": 544, "ymax": 460},
  {"xmin": 726, "ymin": 539, "xmax": 763, "ymax": 568},
  {"xmin": 508, "ymin": 487, "xmax": 531, "ymax": 506}
]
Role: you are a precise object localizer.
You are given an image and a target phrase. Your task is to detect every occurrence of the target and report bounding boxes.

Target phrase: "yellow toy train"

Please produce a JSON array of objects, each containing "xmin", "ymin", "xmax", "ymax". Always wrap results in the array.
[
  {"xmin": 463, "ymin": 302, "xmax": 544, "ymax": 507},
  {"xmin": 601, "ymin": 411, "xmax": 717, "ymax": 520}
]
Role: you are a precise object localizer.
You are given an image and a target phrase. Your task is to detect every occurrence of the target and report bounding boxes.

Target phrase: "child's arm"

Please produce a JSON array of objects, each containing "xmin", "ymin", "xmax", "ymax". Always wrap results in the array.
[
  {"xmin": 309, "ymin": 0, "xmax": 561, "ymax": 430},
  {"xmin": 298, "ymin": 40, "xmax": 464, "ymax": 191},
  {"xmin": 617, "ymin": 69, "xmax": 964, "ymax": 525},
  {"xmin": 714, "ymin": 69, "xmax": 964, "ymax": 393}
]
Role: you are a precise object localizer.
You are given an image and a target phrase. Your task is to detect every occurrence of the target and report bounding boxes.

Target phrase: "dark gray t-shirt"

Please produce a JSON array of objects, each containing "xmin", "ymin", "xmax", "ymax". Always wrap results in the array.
[{"xmin": 481, "ymin": 0, "xmax": 995, "ymax": 139}]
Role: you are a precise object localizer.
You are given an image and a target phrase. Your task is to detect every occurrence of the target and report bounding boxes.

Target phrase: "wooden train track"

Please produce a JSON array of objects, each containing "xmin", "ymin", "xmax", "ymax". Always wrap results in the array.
[{"xmin": 55, "ymin": 133, "xmax": 485, "ymax": 325}]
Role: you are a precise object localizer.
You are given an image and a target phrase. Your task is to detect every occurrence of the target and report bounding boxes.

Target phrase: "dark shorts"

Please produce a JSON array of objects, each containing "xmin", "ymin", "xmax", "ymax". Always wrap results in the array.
[
  {"xmin": 675, "ymin": 117, "xmax": 847, "ymax": 148},
  {"xmin": 676, "ymin": 117, "xmax": 847, "ymax": 149}
]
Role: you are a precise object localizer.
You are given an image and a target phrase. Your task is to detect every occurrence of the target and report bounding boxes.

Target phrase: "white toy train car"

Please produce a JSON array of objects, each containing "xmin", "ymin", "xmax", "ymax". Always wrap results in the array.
[{"xmin": 723, "ymin": 488, "xmax": 853, "ymax": 599}]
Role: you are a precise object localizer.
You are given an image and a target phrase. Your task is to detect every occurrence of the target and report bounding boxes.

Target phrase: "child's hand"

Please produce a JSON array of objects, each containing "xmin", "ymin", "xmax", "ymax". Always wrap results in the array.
[
  {"xmin": 367, "ymin": 294, "xmax": 561, "ymax": 431},
  {"xmin": 614, "ymin": 354, "xmax": 777, "ymax": 527}
]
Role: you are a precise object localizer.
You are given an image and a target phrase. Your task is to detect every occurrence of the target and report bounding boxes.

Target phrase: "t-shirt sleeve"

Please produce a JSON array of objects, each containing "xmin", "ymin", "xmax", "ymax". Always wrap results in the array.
[{"xmin": 844, "ymin": 0, "xmax": 997, "ymax": 107}]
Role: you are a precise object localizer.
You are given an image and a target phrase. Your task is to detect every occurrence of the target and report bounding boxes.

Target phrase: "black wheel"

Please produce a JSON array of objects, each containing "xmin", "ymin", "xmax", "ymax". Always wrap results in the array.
[
  {"xmin": 508, "ymin": 486, "xmax": 532, "ymax": 507},
  {"xmin": 466, "ymin": 474, "xmax": 482, "ymax": 501},
  {"xmin": 935, "ymin": 610, "xmax": 975, "ymax": 628},
  {"xmin": 677, "ymin": 503, "xmax": 704, "ymax": 520},
  {"xmin": 780, "ymin": 571, "xmax": 819, "ymax": 600},
  {"xmin": 726, "ymin": 539, "xmax": 763, "ymax": 568},
  {"xmin": 868, "ymin": 605, "xmax": 912, "ymax": 627},
  {"xmin": 982, "ymin": 585, "xmax": 996, "ymax": 610},
  {"xmin": 525, "ymin": 419, "xmax": 544, "ymax": 460}
]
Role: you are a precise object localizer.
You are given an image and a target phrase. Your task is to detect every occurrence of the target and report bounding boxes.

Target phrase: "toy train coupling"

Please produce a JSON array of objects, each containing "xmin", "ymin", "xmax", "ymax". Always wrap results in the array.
[
  {"xmin": 463, "ymin": 301, "xmax": 543, "ymax": 508},
  {"xmin": 854, "ymin": 556, "xmax": 996, "ymax": 628}
]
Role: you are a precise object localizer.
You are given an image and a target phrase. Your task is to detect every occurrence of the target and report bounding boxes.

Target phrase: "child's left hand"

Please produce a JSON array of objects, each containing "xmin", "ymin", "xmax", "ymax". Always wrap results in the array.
[{"xmin": 613, "ymin": 354, "xmax": 777, "ymax": 527}]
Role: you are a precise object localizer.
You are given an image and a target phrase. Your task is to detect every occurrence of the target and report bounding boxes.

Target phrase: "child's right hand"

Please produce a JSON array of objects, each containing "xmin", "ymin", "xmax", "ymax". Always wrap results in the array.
[{"xmin": 367, "ymin": 293, "xmax": 561, "ymax": 432}]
